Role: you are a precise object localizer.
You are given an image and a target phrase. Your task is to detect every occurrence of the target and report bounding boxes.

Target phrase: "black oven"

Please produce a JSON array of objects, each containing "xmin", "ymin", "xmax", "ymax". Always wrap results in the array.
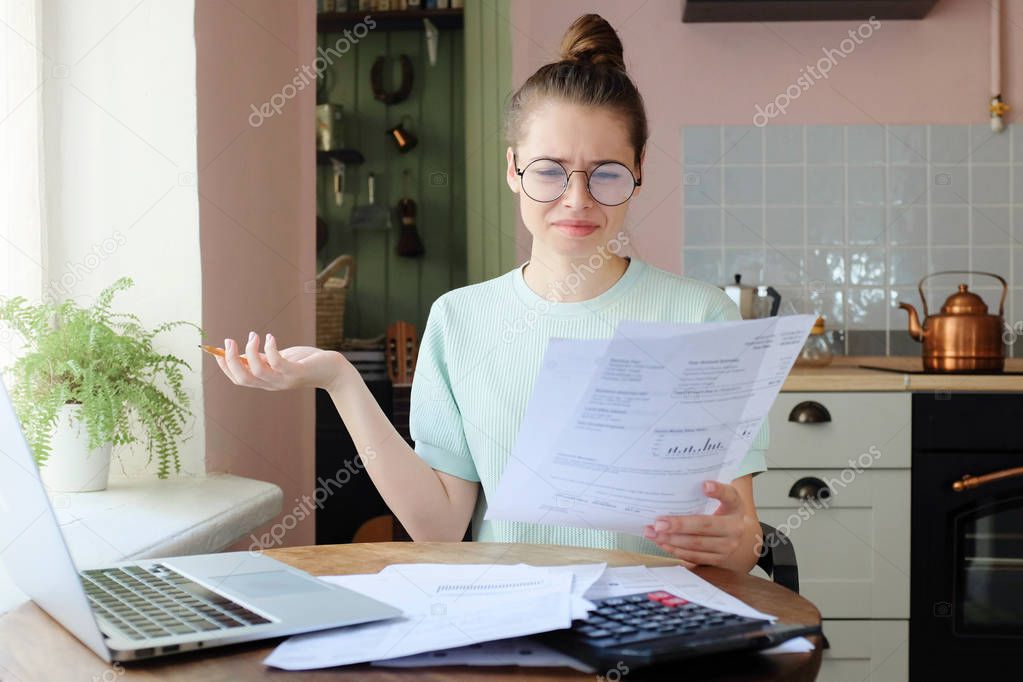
[{"xmin": 911, "ymin": 392, "xmax": 1023, "ymax": 680}]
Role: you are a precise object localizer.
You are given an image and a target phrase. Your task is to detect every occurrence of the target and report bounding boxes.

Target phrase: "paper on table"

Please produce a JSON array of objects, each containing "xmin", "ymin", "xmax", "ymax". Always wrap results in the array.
[
  {"xmin": 374, "ymin": 565, "xmax": 810, "ymax": 671},
  {"xmin": 376, "ymin": 562, "xmax": 605, "ymax": 620},
  {"xmin": 761, "ymin": 637, "xmax": 816, "ymax": 654},
  {"xmin": 486, "ymin": 316, "xmax": 815, "ymax": 535},
  {"xmin": 262, "ymin": 563, "xmax": 604, "ymax": 671},
  {"xmin": 372, "ymin": 637, "xmax": 596, "ymax": 672}
]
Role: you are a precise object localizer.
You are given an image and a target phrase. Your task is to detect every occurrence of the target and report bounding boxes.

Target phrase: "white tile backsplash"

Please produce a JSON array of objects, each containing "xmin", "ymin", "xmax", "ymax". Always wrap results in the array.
[
  {"xmin": 929, "ymin": 126, "xmax": 969, "ymax": 163},
  {"xmin": 682, "ymin": 123, "xmax": 1019, "ymax": 338},
  {"xmin": 972, "ymin": 165, "xmax": 1012, "ymax": 204},
  {"xmin": 722, "ymin": 126, "xmax": 762, "ymax": 164},
  {"xmin": 765, "ymin": 125, "xmax": 803, "ymax": 164},
  {"xmin": 888, "ymin": 166, "xmax": 928, "ymax": 207},
  {"xmin": 889, "ymin": 205, "xmax": 927, "ymax": 246},
  {"xmin": 765, "ymin": 166, "xmax": 804, "ymax": 205},
  {"xmin": 765, "ymin": 206, "xmax": 803, "ymax": 246},
  {"xmin": 724, "ymin": 166, "xmax": 763, "ymax": 204},
  {"xmin": 807, "ymin": 166, "xmax": 844, "ymax": 205},
  {"xmin": 847, "ymin": 126, "xmax": 885, "ymax": 165},
  {"xmin": 887, "ymin": 126, "xmax": 928, "ymax": 164},
  {"xmin": 848, "ymin": 166, "xmax": 886, "ymax": 205}
]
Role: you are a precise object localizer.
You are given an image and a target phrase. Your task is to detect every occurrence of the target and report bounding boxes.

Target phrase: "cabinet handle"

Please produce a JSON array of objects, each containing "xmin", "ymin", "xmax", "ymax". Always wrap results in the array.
[
  {"xmin": 787, "ymin": 401, "xmax": 832, "ymax": 424},
  {"xmin": 788, "ymin": 476, "xmax": 832, "ymax": 502},
  {"xmin": 953, "ymin": 466, "xmax": 1023, "ymax": 492}
]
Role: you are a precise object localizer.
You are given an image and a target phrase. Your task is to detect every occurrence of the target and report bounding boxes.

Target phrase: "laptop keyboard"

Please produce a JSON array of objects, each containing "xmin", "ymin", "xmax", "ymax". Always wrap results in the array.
[{"xmin": 80, "ymin": 564, "xmax": 272, "ymax": 640}]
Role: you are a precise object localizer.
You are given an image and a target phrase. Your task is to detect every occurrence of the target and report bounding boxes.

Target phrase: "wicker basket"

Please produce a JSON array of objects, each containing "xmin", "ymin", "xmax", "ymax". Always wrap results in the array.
[{"xmin": 316, "ymin": 254, "xmax": 355, "ymax": 350}]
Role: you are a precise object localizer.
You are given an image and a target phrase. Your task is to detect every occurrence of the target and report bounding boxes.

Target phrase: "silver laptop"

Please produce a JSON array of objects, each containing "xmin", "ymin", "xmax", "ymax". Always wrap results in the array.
[{"xmin": 0, "ymin": 375, "xmax": 402, "ymax": 662}]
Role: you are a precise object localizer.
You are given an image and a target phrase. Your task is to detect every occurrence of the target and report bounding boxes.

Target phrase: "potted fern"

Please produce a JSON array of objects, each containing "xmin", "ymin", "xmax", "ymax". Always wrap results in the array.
[{"xmin": 0, "ymin": 277, "xmax": 202, "ymax": 491}]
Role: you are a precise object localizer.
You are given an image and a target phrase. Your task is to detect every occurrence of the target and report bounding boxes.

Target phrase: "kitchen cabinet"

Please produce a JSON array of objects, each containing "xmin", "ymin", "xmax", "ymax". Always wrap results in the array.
[
  {"xmin": 766, "ymin": 392, "xmax": 910, "ymax": 468},
  {"xmin": 764, "ymin": 360, "xmax": 1023, "ymax": 682},
  {"xmin": 759, "ymin": 385, "xmax": 913, "ymax": 682},
  {"xmin": 756, "ymin": 467, "xmax": 910, "ymax": 619},
  {"xmin": 816, "ymin": 620, "xmax": 908, "ymax": 682}
]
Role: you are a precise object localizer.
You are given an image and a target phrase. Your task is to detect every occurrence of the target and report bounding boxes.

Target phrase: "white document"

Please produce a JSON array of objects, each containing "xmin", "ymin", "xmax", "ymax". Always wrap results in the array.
[
  {"xmin": 263, "ymin": 563, "xmax": 604, "ymax": 670},
  {"xmin": 372, "ymin": 637, "xmax": 596, "ymax": 672},
  {"xmin": 373, "ymin": 565, "xmax": 813, "ymax": 669},
  {"xmin": 486, "ymin": 316, "xmax": 815, "ymax": 535}
]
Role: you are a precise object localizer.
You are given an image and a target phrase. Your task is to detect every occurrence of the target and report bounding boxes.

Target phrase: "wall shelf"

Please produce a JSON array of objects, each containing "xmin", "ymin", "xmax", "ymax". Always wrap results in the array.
[
  {"xmin": 681, "ymin": 0, "xmax": 938, "ymax": 22},
  {"xmin": 317, "ymin": 8, "xmax": 463, "ymax": 33}
]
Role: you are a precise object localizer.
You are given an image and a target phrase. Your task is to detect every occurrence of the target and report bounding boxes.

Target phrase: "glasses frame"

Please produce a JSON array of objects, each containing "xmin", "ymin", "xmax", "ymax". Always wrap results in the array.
[{"xmin": 513, "ymin": 154, "xmax": 642, "ymax": 207}]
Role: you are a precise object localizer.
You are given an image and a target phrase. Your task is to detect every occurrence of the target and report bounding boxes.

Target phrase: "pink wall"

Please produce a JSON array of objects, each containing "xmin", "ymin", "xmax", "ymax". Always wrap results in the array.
[
  {"xmin": 196, "ymin": 1, "xmax": 316, "ymax": 547},
  {"xmin": 510, "ymin": 0, "xmax": 1022, "ymax": 274}
]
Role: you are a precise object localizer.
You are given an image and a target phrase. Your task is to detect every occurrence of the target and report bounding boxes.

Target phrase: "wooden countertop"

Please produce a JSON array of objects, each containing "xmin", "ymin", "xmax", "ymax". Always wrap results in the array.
[{"xmin": 781, "ymin": 356, "xmax": 1023, "ymax": 392}]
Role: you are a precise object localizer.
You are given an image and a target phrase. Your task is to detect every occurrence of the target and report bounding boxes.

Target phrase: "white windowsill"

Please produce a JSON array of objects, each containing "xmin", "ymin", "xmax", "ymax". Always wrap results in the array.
[{"xmin": 0, "ymin": 473, "xmax": 283, "ymax": 615}]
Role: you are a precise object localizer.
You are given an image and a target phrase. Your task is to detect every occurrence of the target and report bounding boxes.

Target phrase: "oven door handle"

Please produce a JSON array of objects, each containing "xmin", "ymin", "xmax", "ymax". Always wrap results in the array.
[{"xmin": 953, "ymin": 466, "xmax": 1023, "ymax": 492}]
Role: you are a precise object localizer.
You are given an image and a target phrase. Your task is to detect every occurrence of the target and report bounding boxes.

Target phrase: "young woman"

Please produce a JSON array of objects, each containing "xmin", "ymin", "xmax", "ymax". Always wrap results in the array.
[{"xmin": 216, "ymin": 14, "xmax": 767, "ymax": 573}]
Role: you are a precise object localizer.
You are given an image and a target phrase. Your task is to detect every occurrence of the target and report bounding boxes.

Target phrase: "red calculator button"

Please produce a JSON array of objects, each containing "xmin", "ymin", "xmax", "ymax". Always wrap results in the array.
[
  {"xmin": 647, "ymin": 591, "xmax": 673, "ymax": 601},
  {"xmin": 661, "ymin": 597, "xmax": 689, "ymax": 607}
]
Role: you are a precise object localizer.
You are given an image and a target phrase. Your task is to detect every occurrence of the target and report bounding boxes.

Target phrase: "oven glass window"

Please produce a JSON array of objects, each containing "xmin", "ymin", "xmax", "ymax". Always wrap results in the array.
[{"xmin": 955, "ymin": 500, "xmax": 1023, "ymax": 634}]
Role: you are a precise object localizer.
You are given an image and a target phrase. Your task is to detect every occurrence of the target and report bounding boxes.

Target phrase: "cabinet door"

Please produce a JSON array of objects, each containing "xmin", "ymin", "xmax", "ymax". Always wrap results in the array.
[
  {"xmin": 754, "ymin": 469, "xmax": 910, "ymax": 618},
  {"xmin": 768, "ymin": 392, "xmax": 910, "ymax": 468},
  {"xmin": 818, "ymin": 620, "xmax": 908, "ymax": 682}
]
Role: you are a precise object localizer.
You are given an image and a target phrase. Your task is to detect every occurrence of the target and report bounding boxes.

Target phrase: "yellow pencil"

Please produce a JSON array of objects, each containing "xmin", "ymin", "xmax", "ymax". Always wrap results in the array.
[{"xmin": 198, "ymin": 344, "xmax": 250, "ymax": 367}]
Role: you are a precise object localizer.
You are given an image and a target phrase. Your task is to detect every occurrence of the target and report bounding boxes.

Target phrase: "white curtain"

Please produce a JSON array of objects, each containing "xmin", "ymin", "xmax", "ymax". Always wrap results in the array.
[
  {"xmin": 0, "ymin": 0, "xmax": 46, "ymax": 300},
  {"xmin": 0, "ymin": 0, "xmax": 46, "ymax": 368}
]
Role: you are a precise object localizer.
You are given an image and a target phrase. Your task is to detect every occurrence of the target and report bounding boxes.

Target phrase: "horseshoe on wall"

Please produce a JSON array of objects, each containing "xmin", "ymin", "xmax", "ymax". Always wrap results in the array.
[{"xmin": 370, "ymin": 54, "xmax": 414, "ymax": 105}]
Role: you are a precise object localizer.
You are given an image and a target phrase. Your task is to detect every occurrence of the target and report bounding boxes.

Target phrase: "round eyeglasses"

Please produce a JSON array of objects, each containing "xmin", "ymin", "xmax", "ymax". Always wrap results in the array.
[{"xmin": 513, "ymin": 155, "xmax": 641, "ymax": 207}]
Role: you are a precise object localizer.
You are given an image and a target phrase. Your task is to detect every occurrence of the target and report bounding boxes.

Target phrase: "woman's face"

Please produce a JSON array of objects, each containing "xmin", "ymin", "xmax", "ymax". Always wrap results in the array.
[{"xmin": 506, "ymin": 101, "xmax": 643, "ymax": 261}]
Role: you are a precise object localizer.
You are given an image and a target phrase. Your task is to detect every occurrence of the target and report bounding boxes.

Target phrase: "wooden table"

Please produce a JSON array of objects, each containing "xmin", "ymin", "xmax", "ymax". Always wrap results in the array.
[{"xmin": 0, "ymin": 543, "xmax": 822, "ymax": 681}]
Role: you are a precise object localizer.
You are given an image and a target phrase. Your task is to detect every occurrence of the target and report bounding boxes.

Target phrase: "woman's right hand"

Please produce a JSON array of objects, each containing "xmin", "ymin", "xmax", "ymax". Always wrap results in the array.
[{"xmin": 215, "ymin": 331, "xmax": 352, "ymax": 392}]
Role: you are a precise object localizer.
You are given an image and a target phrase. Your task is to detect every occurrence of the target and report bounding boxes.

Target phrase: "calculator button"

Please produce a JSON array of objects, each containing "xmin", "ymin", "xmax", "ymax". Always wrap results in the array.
[
  {"xmin": 584, "ymin": 628, "xmax": 612, "ymax": 639},
  {"xmin": 612, "ymin": 626, "xmax": 637, "ymax": 635},
  {"xmin": 624, "ymin": 595, "xmax": 647, "ymax": 603},
  {"xmin": 661, "ymin": 597, "xmax": 688, "ymax": 607},
  {"xmin": 603, "ymin": 598, "xmax": 625, "ymax": 606},
  {"xmin": 647, "ymin": 591, "xmax": 673, "ymax": 601}
]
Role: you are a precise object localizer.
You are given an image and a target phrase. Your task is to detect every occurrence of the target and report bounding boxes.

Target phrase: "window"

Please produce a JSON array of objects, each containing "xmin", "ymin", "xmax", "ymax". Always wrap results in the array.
[
  {"xmin": 1, "ymin": 0, "xmax": 46, "ymax": 300},
  {"xmin": 0, "ymin": 0, "xmax": 45, "ymax": 367}
]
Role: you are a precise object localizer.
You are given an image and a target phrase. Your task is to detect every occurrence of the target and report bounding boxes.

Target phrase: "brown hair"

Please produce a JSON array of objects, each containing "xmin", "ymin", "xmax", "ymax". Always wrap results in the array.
[{"xmin": 505, "ymin": 14, "xmax": 648, "ymax": 167}]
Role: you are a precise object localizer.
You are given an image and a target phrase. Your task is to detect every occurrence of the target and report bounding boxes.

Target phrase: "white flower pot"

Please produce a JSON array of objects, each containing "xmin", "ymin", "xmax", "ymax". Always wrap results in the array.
[{"xmin": 39, "ymin": 403, "xmax": 112, "ymax": 492}]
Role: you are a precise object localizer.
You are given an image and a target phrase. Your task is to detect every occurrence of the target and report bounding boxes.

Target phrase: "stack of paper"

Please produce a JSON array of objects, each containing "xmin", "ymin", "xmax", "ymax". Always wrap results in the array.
[
  {"xmin": 263, "ymin": 562, "xmax": 605, "ymax": 670},
  {"xmin": 263, "ymin": 562, "xmax": 814, "ymax": 671}
]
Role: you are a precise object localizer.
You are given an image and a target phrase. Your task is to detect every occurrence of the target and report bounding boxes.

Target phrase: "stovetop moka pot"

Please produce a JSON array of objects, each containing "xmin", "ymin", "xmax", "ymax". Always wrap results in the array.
[{"xmin": 897, "ymin": 270, "xmax": 1007, "ymax": 373}]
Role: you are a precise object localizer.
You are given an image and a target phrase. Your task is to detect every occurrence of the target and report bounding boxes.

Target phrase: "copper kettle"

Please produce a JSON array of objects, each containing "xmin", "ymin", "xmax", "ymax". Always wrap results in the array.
[{"xmin": 898, "ymin": 270, "xmax": 1007, "ymax": 373}]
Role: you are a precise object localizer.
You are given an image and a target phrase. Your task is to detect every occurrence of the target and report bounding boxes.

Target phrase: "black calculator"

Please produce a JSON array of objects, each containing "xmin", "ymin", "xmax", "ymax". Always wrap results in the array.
[{"xmin": 534, "ymin": 590, "xmax": 820, "ymax": 670}]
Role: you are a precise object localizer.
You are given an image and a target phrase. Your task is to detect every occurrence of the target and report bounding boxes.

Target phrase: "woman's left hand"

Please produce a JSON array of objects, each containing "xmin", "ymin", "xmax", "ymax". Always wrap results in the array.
[{"xmin": 643, "ymin": 480, "xmax": 751, "ymax": 568}]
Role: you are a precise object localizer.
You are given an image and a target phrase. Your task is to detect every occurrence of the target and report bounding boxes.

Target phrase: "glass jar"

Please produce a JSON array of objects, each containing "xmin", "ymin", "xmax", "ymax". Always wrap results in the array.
[{"xmin": 796, "ymin": 316, "xmax": 833, "ymax": 367}]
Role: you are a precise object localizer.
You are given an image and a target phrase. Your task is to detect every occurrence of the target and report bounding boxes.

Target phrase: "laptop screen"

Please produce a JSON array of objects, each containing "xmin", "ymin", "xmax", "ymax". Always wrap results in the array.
[{"xmin": 0, "ymin": 374, "xmax": 111, "ymax": 661}]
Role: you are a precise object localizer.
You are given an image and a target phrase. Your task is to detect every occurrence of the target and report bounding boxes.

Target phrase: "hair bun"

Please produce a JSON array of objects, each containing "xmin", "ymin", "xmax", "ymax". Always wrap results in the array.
[{"xmin": 558, "ymin": 14, "xmax": 625, "ymax": 70}]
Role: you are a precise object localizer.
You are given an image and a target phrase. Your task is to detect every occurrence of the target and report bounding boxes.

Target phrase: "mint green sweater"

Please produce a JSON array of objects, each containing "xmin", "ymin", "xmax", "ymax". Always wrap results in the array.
[{"xmin": 408, "ymin": 257, "xmax": 768, "ymax": 555}]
